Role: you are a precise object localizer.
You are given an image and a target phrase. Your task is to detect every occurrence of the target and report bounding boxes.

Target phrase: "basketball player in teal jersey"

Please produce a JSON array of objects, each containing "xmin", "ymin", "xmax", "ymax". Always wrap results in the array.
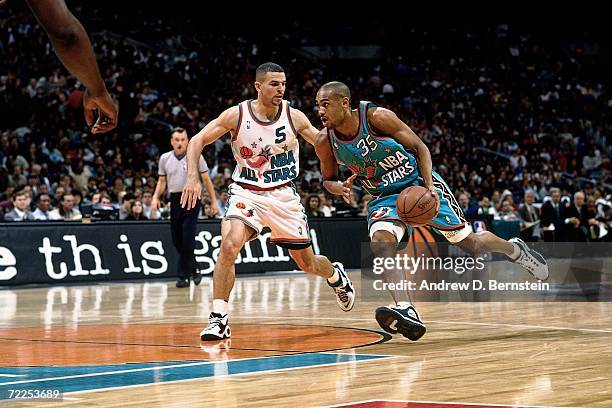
[{"xmin": 314, "ymin": 81, "xmax": 549, "ymax": 341}]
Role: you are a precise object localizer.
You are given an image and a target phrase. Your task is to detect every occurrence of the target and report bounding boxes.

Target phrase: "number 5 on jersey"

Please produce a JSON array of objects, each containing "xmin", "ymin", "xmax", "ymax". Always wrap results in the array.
[{"xmin": 275, "ymin": 126, "xmax": 286, "ymax": 144}]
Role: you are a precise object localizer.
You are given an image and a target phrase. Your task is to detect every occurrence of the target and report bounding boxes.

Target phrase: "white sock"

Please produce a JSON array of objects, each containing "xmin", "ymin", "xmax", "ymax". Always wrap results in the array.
[
  {"xmin": 327, "ymin": 268, "xmax": 340, "ymax": 285},
  {"xmin": 213, "ymin": 299, "xmax": 228, "ymax": 316},
  {"xmin": 509, "ymin": 243, "xmax": 521, "ymax": 260}
]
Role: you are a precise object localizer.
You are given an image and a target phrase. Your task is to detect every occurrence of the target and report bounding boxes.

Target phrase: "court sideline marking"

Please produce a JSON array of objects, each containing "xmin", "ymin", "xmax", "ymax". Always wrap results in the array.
[
  {"xmin": 0, "ymin": 353, "xmax": 395, "ymax": 387},
  {"xmin": 63, "ymin": 354, "xmax": 398, "ymax": 396}
]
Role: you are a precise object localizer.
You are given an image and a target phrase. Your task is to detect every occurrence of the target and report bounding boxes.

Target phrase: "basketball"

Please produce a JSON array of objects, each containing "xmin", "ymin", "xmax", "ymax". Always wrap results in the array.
[{"xmin": 397, "ymin": 186, "xmax": 438, "ymax": 226}]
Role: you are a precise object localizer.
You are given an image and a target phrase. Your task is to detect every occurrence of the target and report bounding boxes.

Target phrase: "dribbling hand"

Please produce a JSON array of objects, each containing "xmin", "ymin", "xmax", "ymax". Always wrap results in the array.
[{"xmin": 427, "ymin": 185, "xmax": 441, "ymax": 216}]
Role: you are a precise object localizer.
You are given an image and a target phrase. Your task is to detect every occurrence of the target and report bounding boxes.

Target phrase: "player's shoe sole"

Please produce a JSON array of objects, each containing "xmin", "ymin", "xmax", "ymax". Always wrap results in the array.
[{"xmin": 375, "ymin": 305, "xmax": 426, "ymax": 341}]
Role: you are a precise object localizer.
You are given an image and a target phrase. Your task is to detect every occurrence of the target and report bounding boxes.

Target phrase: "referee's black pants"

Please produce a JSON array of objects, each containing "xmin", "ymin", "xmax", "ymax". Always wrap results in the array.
[{"xmin": 170, "ymin": 193, "xmax": 200, "ymax": 280}]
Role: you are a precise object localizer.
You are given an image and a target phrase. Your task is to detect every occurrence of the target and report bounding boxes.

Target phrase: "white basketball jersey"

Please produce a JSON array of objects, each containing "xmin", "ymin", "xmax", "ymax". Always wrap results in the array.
[{"xmin": 231, "ymin": 99, "xmax": 300, "ymax": 189}]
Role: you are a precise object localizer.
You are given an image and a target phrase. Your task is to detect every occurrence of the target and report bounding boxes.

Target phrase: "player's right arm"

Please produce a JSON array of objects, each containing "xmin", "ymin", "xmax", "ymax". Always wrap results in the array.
[
  {"xmin": 314, "ymin": 129, "xmax": 355, "ymax": 204},
  {"xmin": 181, "ymin": 106, "xmax": 239, "ymax": 209}
]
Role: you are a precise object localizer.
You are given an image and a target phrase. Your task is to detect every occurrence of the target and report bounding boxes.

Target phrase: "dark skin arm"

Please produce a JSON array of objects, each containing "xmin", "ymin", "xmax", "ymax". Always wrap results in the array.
[
  {"xmin": 368, "ymin": 106, "xmax": 439, "ymax": 211},
  {"xmin": 314, "ymin": 129, "xmax": 355, "ymax": 203},
  {"xmin": 25, "ymin": 0, "xmax": 118, "ymax": 133}
]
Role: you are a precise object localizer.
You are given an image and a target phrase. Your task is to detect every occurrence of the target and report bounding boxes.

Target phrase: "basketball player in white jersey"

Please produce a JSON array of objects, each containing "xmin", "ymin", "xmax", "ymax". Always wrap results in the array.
[{"xmin": 181, "ymin": 63, "xmax": 354, "ymax": 340}]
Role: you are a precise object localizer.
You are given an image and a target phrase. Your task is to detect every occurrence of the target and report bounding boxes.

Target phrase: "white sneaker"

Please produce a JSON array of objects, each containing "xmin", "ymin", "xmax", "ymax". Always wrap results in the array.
[
  {"xmin": 375, "ymin": 302, "xmax": 426, "ymax": 341},
  {"xmin": 200, "ymin": 312, "xmax": 231, "ymax": 341},
  {"xmin": 327, "ymin": 262, "xmax": 355, "ymax": 312},
  {"xmin": 509, "ymin": 237, "xmax": 549, "ymax": 281}
]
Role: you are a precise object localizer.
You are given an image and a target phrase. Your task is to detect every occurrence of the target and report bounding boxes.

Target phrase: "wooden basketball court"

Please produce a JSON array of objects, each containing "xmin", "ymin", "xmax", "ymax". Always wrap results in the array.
[{"xmin": 1, "ymin": 272, "xmax": 610, "ymax": 407}]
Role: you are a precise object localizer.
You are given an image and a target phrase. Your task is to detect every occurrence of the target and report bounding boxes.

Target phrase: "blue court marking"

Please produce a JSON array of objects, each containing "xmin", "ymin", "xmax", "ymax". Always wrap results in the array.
[{"xmin": 0, "ymin": 353, "xmax": 387, "ymax": 396}]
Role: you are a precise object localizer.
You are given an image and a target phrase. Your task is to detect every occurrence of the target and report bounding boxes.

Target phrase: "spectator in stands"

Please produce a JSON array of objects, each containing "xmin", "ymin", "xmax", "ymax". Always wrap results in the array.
[
  {"xmin": 499, "ymin": 199, "xmax": 519, "ymax": 221},
  {"xmin": 32, "ymin": 193, "xmax": 61, "ymax": 220},
  {"xmin": 142, "ymin": 190, "xmax": 160, "ymax": 220},
  {"xmin": 518, "ymin": 191, "xmax": 541, "ymax": 242},
  {"xmin": 119, "ymin": 192, "xmax": 135, "ymax": 220},
  {"xmin": 1, "ymin": 15, "xmax": 609, "ymax": 222},
  {"xmin": 305, "ymin": 194, "xmax": 325, "ymax": 218},
  {"xmin": 564, "ymin": 191, "xmax": 588, "ymax": 242},
  {"xmin": 69, "ymin": 159, "xmax": 93, "ymax": 191},
  {"xmin": 584, "ymin": 197, "xmax": 603, "ymax": 241},
  {"xmin": 216, "ymin": 189, "xmax": 229, "ymax": 217},
  {"xmin": 477, "ymin": 196, "xmax": 498, "ymax": 218},
  {"xmin": 50, "ymin": 193, "xmax": 82, "ymax": 221},
  {"xmin": 4, "ymin": 190, "xmax": 35, "ymax": 221},
  {"xmin": 100, "ymin": 194, "xmax": 113, "ymax": 207},
  {"xmin": 201, "ymin": 200, "xmax": 220, "ymax": 219},
  {"xmin": 8, "ymin": 165, "xmax": 27, "ymax": 189},
  {"xmin": 458, "ymin": 193, "xmax": 479, "ymax": 217},
  {"xmin": 125, "ymin": 200, "xmax": 148, "ymax": 220},
  {"xmin": 541, "ymin": 187, "xmax": 566, "ymax": 242}
]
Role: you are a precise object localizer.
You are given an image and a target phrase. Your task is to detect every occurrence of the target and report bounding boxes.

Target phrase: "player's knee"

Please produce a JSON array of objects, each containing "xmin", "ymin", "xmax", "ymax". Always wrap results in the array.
[
  {"xmin": 220, "ymin": 236, "xmax": 244, "ymax": 258},
  {"xmin": 456, "ymin": 232, "xmax": 486, "ymax": 255},
  {"xmin": 291, "ymin": 252, "xmax": 315, "ymax": 273},
  {"xmin": 371, "ymin": 231, "xmax": 397, "ymax": 258}
]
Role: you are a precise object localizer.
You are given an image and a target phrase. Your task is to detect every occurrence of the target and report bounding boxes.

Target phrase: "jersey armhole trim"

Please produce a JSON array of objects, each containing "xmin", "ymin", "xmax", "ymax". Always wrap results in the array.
[
  {"xmin": 286, "ymin": 102, "xmax": 299, "ymax": 138},
  {"xmin": 364, "ymin": 102, "xmax": 393, "ymax": 139},
  {"xmin": 233, "ymin": 103, "xmax": 243, "ymax": 142}
]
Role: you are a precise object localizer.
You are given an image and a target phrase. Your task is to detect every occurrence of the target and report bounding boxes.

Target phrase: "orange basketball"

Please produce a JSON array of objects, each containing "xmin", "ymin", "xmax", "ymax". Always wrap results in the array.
[{"xmin": 397, "ymin": 186, "xmax": 438, "ymax": 226}]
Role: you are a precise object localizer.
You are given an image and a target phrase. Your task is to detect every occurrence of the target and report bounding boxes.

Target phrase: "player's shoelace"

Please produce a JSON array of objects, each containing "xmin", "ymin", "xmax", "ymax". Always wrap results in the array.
[
  {"xmin": 333, "ymin": 274, "xmax": 350, "ymax": 303},
  {"xmin": 208, "ymin": 314, "xmax": 225, "ymax": 330},
  {"xmin": 519, "ymin": 251, "xmax": 539, "ymax": 271},
  {"xmin": 335, "ymin": 286, "xmax": 349, "ymax": 303}
]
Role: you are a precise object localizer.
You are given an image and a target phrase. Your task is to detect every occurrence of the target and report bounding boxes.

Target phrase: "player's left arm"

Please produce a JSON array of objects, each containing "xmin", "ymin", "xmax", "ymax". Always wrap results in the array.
[
  {"xmin": 289, "ymin": 107, "xmax": 318, "ymax": 145},
  {"xmin": 369, "ymin": 107, "xmax": 436, "ymax": 193}
]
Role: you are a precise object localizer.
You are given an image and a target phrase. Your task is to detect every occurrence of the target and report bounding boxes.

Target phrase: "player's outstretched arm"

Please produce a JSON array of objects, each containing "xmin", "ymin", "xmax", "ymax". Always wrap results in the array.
[
  {"xmin": 314, "ymin": 130, "xmax": 354, "ymax": 204},
  {"xmin": 26, "ymin": 0, "xmax": 118, "ymax": 133},
  {"xmin": 289, "ymin": 108, "xmax": 319, "ymax": 145},
  {"xmin": 181, "ymin": 106, "xmax": 238, "ymax": 209}
]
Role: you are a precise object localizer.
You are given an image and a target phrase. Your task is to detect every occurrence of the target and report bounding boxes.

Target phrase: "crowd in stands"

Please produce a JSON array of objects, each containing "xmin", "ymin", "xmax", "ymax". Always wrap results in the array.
[{"xmin": 1, "ymin": 6, "xmax": 610, "ymax": 241}]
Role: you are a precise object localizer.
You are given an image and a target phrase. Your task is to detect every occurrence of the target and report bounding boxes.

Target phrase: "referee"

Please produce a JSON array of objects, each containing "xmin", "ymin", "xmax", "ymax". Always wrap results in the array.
[{"xmin": 152, "ymin": 127, "xmax": 218, "ymax": 287}]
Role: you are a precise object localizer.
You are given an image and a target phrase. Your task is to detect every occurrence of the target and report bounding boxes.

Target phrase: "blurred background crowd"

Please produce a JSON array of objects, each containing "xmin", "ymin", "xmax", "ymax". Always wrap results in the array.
[{"xmin": 1, "ymin": 5, "xmax": 610, "ymax": 241}]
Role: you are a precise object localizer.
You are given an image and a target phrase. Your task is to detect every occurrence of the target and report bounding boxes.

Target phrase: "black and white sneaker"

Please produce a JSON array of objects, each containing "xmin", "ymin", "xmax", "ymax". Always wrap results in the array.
[
  {"xmin": 200, "ymin": 312, "xmax": 231, "ymax": 341},
  {"xmin": 327, "ymin": 262, "xmax": 355, "ymax": 312},
  {"xmin": 509, "ymin": 237, "xmax": 549, "ymax": 281},
  {"xmin": 375, "ymin": 302, "xmax": 426, "ymax": 341}
]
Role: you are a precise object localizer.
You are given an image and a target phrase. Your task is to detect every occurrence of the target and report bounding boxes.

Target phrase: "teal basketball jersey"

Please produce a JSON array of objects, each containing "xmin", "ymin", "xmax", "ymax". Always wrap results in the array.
[{"xmin": 328, "ymin": 101, "xmax": 420, "ymax": 197}]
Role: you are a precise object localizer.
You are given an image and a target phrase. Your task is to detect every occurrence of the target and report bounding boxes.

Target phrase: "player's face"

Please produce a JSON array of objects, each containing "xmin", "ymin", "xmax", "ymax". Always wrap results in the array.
[
  {"xmin": 171, "ymin": 131, "xmax": 188, "ymax": 155},
  {"xmin": 315, "ymin": 90, "xmax": 348, "ymax": 129},
  {"xmin": 256, "ymin": 72, "xmax": 286, "ymax": 106}
]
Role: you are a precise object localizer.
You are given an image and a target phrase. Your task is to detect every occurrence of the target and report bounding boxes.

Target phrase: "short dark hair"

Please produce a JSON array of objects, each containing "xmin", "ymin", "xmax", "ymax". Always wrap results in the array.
[
  {"xmin": 171, "ymin": 127, "xmax": 187, "ymax": 137},
  {"xmin": 319, "ymin": 81, "xmax": 351, "ymax": 100},
  {"xmin": 255, "ymin": 62, "xmax": 284, "ymax": 81},
  {"xmin": 12, "ymin": 190, "xmax": 30, "ymax": 201}
]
